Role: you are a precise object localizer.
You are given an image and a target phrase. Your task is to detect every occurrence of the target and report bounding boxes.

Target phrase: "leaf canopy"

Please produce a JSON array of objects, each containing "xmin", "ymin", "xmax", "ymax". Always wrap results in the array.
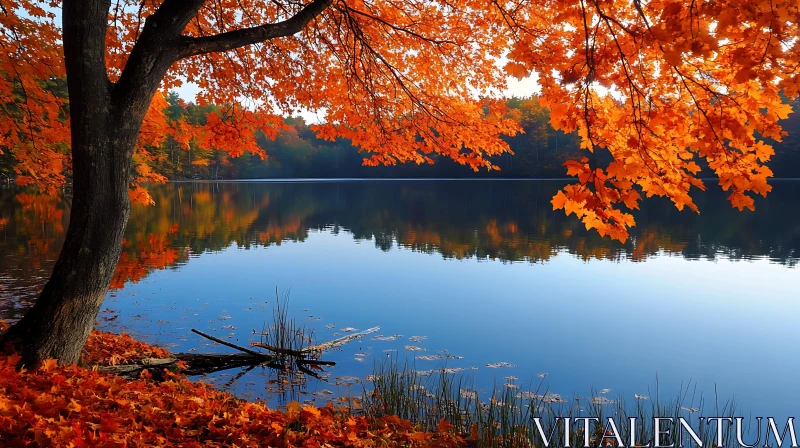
[{"xmin": 1, "ymin": 0, "xmax": 797, "ymax": 240}]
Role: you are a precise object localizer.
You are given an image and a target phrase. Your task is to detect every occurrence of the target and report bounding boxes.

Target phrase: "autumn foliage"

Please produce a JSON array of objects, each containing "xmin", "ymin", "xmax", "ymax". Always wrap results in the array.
[
  {"xmin": 523, "ymin": 0, "xmax": 799, "ymax": 240},
  {"xmin": 0, "ymin": 330, "xmax": 463, "ymax": 447},
  {"xmin": 80, "ymin": 331, "xmax": 170, "ymax": 366},
  {"xmin": 1, "ymin": 0, "xmax": 798, "ymax": 240}
]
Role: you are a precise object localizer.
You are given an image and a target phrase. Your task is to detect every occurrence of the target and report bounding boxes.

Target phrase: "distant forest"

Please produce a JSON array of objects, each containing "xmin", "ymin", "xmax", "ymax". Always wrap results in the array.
[
  {"xmin": 150, "ymin": 93, "xmax": 800, "ymax": 180},
  {"xmin": 6, "ymin": 92, "xmax": 795, "ymax": 183}
]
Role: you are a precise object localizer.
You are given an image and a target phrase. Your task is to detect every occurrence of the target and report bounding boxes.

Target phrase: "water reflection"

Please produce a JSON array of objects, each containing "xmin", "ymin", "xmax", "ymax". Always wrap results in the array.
[{"xmin": 1, "ymin": 179, "xmax": 798, "ymax": 318}]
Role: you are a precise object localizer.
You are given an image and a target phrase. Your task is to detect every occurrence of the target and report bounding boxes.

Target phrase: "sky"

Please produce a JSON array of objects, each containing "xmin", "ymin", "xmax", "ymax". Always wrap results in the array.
[{"xmin": 173, "ymin": 74, "xmax": 543, "ymax": 124}]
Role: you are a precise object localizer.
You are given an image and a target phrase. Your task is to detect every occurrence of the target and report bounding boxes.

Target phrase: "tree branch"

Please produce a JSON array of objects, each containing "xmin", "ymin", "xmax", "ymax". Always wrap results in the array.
[
  {"xmin": 177, "ymin": 0, "xmax": 332, "ymax": 59},
  {"xmin": 112, "ymin": 0, "xmax": 205, "ymax": 120}
]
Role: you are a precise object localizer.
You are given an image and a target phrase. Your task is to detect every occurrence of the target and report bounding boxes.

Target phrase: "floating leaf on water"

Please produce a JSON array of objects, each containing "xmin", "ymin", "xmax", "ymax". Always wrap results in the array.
[
  {"xmin": 504, "ymin": 383, "xmax": 520, "ymax": 389},
  {"xmin": 536, "ymin": 372, "xmax": 547, "ymax": 378},
  {"xmin": 221, "ymin": 325, "xmax": 236, "ymax": 330},
  {"xmin": 486, "ymin": 362, "xmax": 515, "ymax": 368},
  {"xmin": 417, "ymin": 368, "xmax": 463, "ymax": 375},
  {"xmin": 504, "ymin": 376, "xmax": 519, "ymax": 381},
  {"xmin": 334, "ymin": 376, "xmax": 361, "ymax": 386},
  {"xmin": 516, "ymin": 391, "xmax": 565, "ymax": 403},
  {"xmin": 436, "ymin": 349, "xmax": 464, "ymax": 360},
  {"xmin": 592, "ymin": 396, "xmax": 615, "ymax": 405},
  {"xmin": 408, "ymin": 336, "xmax": 428, "ymax": 343},
  {"xmin": 315, "ymin": 389, "xmax": 334, "ymax": 396},
  {"xmin": 340, "ymin": 327, "xmax": 357, "ymax": 333},
  {"xmin": 599, "ymin": 388, "xmax": 611, "ymax": 394},
  {"xmin": 372, "ymin": 334, "xmax": 402, "ymax": 341},
  {"xmin": 634, "ymin": 394, "xmax": 649, "ymax": 400},
  {"xmin": 354, "ymin": 357, "xmax": 365, "ymax": 362},
  {"xmin": 325, "ymin": 324, "xmax": 336, "ymax": 329},
  {"xmin": 681, "ymin": 407, "xmax": 700, "ymax": 413},
  {"xmin": 540, "ymin": 393, "xmax": 566, "ymax": 403},
  {"xmin": 355, "ymin": 353, "xmax": 368, "ymax": 357},
  {"xmin": 416, "ymin": 354, "xmax": 443, "ymax": 361},
  {"xmin": 404, "ymin": 345, "xmax": 426, "ymax": 352},
  {"xmin": 460, "ymin": 389, "xmax": 479, "ymax": 399}
]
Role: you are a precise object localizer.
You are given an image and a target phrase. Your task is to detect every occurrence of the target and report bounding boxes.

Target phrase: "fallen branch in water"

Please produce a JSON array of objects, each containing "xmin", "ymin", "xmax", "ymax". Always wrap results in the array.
[
  {"xmin": 249, "ymin": 342, "xmax": 306, "ymax": 357},
  {"xmin": 96, "ymin": 357, "xmax": 179, "ymax": 378},
  {"xmin": 297, "ymin": 359, "xmax": 336, "ymax": 366},
  {"xmin": 191, "ymin": 329, "xmax": 268, "ymax": 358},
  {"xmin": 174, "ymin": 352, "xmax": 281, "ymax": 376},
  {"xmin": 180, "ymin": 329, "xmax": 279, "ymax": 376},
  {"xmin": 100, "ymin": 325, "xmax": 373, "ymax": 380},
  {"xmin": 304, "ymin": 326, "xmax": 380, "ymax": 353},
  {"xmin": 93, "ymin": 353, "xmax": 273, "ymax": 378},
  {"xmin": 250, "ymin": 327, "xmax": 379, "ymax": 357}
]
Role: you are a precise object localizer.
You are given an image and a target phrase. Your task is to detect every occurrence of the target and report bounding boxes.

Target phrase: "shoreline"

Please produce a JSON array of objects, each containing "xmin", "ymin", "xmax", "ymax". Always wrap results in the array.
[{"xmin": 0, "ymin": 329, "xmax": 463, "ymax": 447}]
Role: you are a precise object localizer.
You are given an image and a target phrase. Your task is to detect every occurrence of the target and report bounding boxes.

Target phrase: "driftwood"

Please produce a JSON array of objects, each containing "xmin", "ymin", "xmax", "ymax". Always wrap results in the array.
[
  {"xmin": 97, "ymin": 357, "xmax": 179, "ymax": 377},
  {"xmin": 191, "ymin": 329, "xmax": 268, "ymax": 358},
  {"xmin": 97, "ymin": 327, "xmax": 377, "ymax": 380},
  {"xmin": 95, "ymin": 354, "xmax": 274, "ymax": 378},
  {"xmin": 181, "ymin": 329, "xmax": 277, "ymax": 375},
  {"xmin": 248, "ymin": 327, "xmax": 380, "ymax": 357},
  {"xmin": 296, "ymin": 359, "xmax": 336, "ymax": 366},
  {"xmin": 249, "ymin": 342, "xmax": 306, "ymax": 357},
  {"xmin": 296, "ymin": 363, "xmax": 321, "ymax": 378},
  {"xmin": 304, "ymin": 326, "xmax": 380, "ymax": 353},
  {"xmin": 175, "ymin": 352, "xmax": 282, "ymax": 376}
]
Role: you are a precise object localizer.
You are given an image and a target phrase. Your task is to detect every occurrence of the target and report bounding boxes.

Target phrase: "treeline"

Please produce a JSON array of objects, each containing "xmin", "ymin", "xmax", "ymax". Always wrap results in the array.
[
  {"xmin": 2, "ymin": 92, "xmax": 799, "ymax": 183},
  {"xmin": 141, "ymin": 94, "xmax": 583, "ymax": 179},
  {"xmin": 144, "ymin": 94, "xmax": 800, "ymax": 180}
]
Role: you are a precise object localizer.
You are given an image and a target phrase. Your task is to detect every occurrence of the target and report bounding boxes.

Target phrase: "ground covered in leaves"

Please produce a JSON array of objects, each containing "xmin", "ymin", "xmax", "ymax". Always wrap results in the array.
[{"xmin": 0, "ymin": 330, "xmax": 463, "ymax": 447}]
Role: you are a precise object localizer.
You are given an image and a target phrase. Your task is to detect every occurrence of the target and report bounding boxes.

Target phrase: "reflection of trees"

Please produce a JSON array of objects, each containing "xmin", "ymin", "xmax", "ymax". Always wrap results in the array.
[
  {"xmin": 0, "ymin": 193, "xmax": 69, "ymax": 319},
  {"xmin": 302, "ymin": 181, "xmax": 799, "ymax": 266},
  {"xmin": 1, "ymin": 180, "xmax": 797, "ymax": 317}
]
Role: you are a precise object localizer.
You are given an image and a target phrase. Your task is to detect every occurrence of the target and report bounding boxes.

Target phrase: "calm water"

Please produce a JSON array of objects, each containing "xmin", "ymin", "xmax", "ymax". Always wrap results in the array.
[{"xmin": 1, "ymin": 180, "xmax": 798, "ymax": 420}]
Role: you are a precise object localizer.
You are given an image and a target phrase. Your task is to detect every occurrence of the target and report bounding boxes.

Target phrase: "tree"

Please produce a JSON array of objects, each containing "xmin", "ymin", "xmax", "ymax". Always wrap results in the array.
[
  {"xmin": 0, "ymin": 0, "xmax": 518, "ymax": 364},
  {"xmin": 0, "ymin": 0, "xmax": 797, "ymax": 364}
]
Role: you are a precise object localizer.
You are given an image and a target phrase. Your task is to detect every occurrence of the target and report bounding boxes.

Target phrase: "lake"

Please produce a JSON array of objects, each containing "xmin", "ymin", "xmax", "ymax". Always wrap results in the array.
[{"xmin": 1, "ymin": 179, "xmax": 798, "ymax": 421}]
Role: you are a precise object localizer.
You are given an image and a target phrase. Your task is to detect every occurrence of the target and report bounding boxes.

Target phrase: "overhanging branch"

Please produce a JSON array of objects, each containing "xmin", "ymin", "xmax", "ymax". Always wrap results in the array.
[{"xmin": 177, "ymin": 0, "xmax": 333, "ymax": 59}]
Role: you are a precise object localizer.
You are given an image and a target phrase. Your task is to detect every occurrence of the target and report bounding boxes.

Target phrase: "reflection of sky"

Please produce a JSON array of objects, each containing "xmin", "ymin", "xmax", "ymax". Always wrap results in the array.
[{"xmin": 103, "ymin": 229, "xmax": 800, "ymax": 421}]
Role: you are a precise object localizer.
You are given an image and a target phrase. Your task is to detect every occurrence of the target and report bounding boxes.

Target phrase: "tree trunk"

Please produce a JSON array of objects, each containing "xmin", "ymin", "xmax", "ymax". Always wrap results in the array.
[
  {"xmin": 4, "ymin": 0, "xmax": 128, "ymax": 365},
  {"xmin": 4, "ymin": 0, "xmax": 173, "ymax": 366}
]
